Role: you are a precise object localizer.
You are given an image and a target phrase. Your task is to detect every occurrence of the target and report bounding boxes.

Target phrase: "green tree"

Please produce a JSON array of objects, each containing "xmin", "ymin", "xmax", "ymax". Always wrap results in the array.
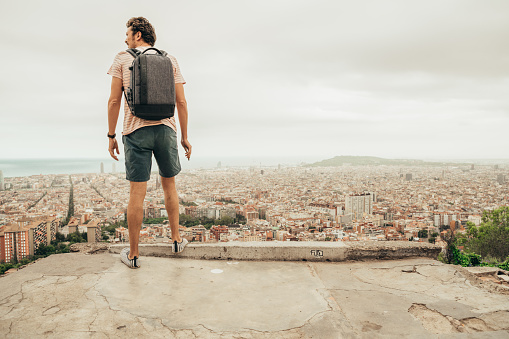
[
  {"xmin": 35, "ymin": 244, "xmax": 56, "ymax": 256},
  {"xmin": 235, "ymin": 214, "xmax": 247, "ymax": 224},
  {"xmin": 62, "ymin": 177, "xmax": 74, "ymax": 226},
  {"xmin": 0, "ymin": 263, "xmax": 14, "ymax": 275},
  {"xmin": 143, "ymin": 217, "xmax": 168, "ymax": 224},
  {"xmin": 418, "ymin": 229, "xmax": 428, "ymax": 238},
  {"xmin": 441, "ymin": 229, "xmax": 456, "ymax": 264},
  {"xmin": 465, "ymin": 207, "xmax": 509, "ymax": 261},
  {"xmin": 215, "ymin": 216, "xmax": 234, "ymax": 226},
  {"xmin": 55, "ymin": 232, "xmax": 66, "ymax": 242}
]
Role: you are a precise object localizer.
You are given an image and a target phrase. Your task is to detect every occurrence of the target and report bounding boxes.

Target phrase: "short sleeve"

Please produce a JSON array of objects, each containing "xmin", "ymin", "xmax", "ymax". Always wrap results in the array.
[
  {"xmin": 170, "ymin": 56, "xmax": 186, "ymax": 84},
  {"xmin": 107, "ymin": 53, "xmax": 123, "ymax": 79}
]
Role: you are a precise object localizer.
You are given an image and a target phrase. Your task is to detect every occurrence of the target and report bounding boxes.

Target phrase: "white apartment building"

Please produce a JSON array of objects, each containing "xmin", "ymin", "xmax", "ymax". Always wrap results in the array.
[{"xmin": 345, "ymin": 193, "xmax": 373, "ymax": 220}]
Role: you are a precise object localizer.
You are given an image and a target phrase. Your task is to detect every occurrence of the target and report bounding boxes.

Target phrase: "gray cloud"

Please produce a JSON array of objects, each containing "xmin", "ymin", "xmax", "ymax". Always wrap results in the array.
[{"xmin": 1, "ymin": 0, "xmax": 508, "ymax": 160}]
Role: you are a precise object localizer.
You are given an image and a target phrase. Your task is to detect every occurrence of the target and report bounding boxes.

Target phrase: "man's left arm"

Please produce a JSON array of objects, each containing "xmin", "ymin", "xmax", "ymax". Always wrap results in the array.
[
  {"xmin": 107, "ymin": 77, "xmax": 123, "ymax": 161},
  {"xmin": 175, "ymin": 83, "xmax": 192, "ymax": 160}
]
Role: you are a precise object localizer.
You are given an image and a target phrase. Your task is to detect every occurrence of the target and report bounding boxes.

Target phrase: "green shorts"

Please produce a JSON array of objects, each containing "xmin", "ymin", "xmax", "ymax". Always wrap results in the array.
[{"xmin": 122, "ymin": 125, "xmax": 181, "ymax": 182}]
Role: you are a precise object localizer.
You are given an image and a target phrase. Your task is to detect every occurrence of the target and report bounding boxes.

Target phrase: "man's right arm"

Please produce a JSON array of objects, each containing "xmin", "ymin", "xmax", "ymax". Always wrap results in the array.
[{"xmin": 107, "ymin": 77, "xmax": 123, "ymax": 161}]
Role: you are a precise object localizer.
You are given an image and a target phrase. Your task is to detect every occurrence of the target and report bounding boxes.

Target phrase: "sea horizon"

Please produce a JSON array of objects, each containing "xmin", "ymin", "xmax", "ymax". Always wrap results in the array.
[
  {"xmin": 1, "ymin": 156, "xmax": 508, "ymax": 178},
  {"xmin": 0, "ymin": 156, "xmax": 323, "ymax": 178}
]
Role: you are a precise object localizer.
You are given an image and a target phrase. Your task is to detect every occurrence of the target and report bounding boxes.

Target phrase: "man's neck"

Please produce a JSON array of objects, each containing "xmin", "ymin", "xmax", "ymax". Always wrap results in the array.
[{"xmin": 135, "ymin": 43, "xmax": 151, "ymax": 49}]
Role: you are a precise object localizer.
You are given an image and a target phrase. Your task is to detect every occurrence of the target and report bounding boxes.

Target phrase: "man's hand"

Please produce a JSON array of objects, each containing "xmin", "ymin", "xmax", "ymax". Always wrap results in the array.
[
  {"xmin": 181, "ymin": 139, "xmax": 192, "ymax": 160},
  {"xmin": 108, "ymin": 138, "xmax": 120, "ymax": 161}
]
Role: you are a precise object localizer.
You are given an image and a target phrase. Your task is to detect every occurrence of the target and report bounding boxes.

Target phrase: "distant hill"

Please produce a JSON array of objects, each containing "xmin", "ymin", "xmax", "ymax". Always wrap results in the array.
[{"xmin": 305, "ymin": 156, "xmax": 470, "ymax": 167}]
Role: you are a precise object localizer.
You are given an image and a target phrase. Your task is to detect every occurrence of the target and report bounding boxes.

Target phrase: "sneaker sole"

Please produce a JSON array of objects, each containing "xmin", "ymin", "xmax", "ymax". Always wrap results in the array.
[
  {"xmin": 172, "ymin": 239, "xmax": 188, "ymax": 253},
  {"xmin": 120, "ymin": 248, "xmax": 140, "ymax": 269}
]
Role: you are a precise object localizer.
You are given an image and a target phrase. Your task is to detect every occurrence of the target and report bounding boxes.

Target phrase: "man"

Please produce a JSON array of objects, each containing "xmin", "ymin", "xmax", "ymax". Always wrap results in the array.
[{"xmin": 107, "ymin": 17, "xmax": 191, "ymax": 269}]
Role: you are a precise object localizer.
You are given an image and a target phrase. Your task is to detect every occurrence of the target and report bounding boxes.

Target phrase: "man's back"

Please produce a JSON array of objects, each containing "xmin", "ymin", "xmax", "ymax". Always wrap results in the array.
[{"xmin": 107, "ymin": 46, "xmax": 186, "ymax": 136}]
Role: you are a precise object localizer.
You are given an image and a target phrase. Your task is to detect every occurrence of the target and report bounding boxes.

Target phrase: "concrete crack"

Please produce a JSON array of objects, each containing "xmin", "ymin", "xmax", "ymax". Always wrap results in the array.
[
  {"xmin": 195, "ymin": 323, "xmax": 215, "ymax": 333},
  {"xmin": 0, "ymin": 293, "xmax": 21, "ymax": 306},
  {"xmin": 158, "ymin": 319, "xmax": 177, "ymax": 337},
  {"xmin": 459, "ymin": 317, "xmax": 494, "ymax": 332},
  {"xmin": 329, "ymin": 286, "xmax": 411, "ymax": 299},
  {"xmin": 303, "ymin": 309, "xmax": 334, "ymax": 327},
  {"xmin": 42, "ymin": 305, "xmax": 61, "ymax": 316},
  {"xmin": 2, "ymin": 306, "xmax": 15, "ymax": 318},
  {"xmin": 187, "ymin": 328, "xmax": 198, "ymax": 338},
  {"xmin": 18, "ymin": 275, "xmax": 47, "ymax": 303},
  {"xmin": 350, "ymin": 270, "xmax": 427, "ymax": 295},
  {"xmin": 372, "ymin": 263, "xmax": 442, "ymax": 270},
  {"xmin": 87, "ymin": 309, "xmax": 99, "ymax": 332}
]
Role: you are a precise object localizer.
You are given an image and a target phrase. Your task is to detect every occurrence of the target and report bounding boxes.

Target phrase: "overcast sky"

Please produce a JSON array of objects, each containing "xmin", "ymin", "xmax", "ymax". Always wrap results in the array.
[{"xmin": 1, "ymin": 0, "xmax": 508, "ymax": 161}]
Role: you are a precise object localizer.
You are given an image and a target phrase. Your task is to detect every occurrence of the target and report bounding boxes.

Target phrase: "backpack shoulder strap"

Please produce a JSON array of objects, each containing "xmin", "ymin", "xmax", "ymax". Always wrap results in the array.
[
  {"xmin": 126, "ymin": 48, "xmax": 141, "ymax": 58},
  {"xmin": 159, "ymin": 50, "xmax": 168, "ymax": 57}
]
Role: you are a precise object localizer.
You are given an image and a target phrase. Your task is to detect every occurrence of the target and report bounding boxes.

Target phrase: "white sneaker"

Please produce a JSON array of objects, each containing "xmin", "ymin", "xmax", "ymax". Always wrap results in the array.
[
  {"xmin": 120, "ymin": 247, "xmax": 140, "ymax": 268},
  {"xmin": 172, "ymin": 238, "xmax": 188, "ymax": 253}
]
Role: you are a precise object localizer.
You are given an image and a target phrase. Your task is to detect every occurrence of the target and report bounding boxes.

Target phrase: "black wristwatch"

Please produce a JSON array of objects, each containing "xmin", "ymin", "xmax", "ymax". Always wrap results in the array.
[{"xmin": 107, "ymin": 133, "xmax": 116, "ymax": 139}]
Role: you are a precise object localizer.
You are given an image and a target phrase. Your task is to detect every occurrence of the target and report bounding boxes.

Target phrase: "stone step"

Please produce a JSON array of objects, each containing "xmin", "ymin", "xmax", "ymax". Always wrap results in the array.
[{"xmin": 109, "ymin": 241, "xmax": 441, "ymax": 262}]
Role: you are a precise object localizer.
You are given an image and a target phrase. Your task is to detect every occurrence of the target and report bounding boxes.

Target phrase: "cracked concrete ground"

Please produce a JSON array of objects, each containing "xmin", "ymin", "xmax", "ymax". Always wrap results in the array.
[{"xmin": 0, "ymin": 253, "xmax": 508, "ymax": 338}]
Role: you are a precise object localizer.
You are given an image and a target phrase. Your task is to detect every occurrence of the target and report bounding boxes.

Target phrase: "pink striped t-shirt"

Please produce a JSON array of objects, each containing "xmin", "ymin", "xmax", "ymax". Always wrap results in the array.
[{"xmin": 107, "ymin": 46, "xmax": 186, "ymax": 135}]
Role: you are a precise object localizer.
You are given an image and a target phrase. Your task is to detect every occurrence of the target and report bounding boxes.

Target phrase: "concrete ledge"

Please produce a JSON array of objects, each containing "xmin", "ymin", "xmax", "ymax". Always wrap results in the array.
[{"xmin": 109, "ymin": 241, "xmax": 441, "ymax": 262}]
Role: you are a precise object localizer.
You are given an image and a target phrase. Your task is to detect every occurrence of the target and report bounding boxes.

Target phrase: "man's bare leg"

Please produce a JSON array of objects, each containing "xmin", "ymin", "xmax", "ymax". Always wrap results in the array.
[
  {"xmin": 161, "ymin": 176, "xmax": 182, "ymax": 242},
  {"xmin": 127, "ymin": 181, "xmax": 147, "ymax": 259}
]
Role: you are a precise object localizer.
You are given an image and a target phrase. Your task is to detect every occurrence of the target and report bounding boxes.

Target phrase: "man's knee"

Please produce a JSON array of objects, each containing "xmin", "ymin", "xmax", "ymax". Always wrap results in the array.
[
  {"xmin": 129, "ymin": 181, "xmax": 147, "ymax": 201},
  {"xmin": 161, "ymin": 176, "xmax": 176, "ymax": 190}
]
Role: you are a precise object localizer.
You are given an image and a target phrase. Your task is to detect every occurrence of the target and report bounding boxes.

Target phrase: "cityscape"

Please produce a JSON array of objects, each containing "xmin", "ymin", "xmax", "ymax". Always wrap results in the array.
[{"xmin": 1, "ymin": 160, "xmax": 508, "ymax": 264}]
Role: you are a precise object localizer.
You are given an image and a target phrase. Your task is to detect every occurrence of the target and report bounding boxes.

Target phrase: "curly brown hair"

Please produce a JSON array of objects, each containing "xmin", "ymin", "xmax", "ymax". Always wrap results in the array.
[{"xmin": 126, "ymin": 17, "xmax": 156, "ymax": 46}]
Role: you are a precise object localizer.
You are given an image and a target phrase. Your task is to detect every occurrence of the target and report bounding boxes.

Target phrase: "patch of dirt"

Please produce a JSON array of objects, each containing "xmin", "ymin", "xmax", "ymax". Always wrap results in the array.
[
  {"xmin": 408, "ymin": 303, "xmax": 500, "ymax": 334},
  {"xmin": 69, "ymin": 242, "xmax": 109, "ymax": 254},
  {"xmin": 408, "ymin": 304, "xmax": 459, "ymax": 334},
  {"xmin": 454, "ymin": 265, "xmax": 509, "ymax": 295}
]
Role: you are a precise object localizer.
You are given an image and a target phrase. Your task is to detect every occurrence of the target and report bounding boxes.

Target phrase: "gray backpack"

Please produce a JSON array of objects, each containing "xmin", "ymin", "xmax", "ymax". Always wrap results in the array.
[{"xmin": 123, "ymin": 47, "xmax": 175, "ymax": 120}]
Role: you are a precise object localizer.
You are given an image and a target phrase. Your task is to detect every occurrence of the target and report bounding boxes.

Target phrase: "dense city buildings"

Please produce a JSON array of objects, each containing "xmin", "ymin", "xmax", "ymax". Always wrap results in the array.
[
  {"xmin": 0, "ymin": 163, "xmax": 508, "ymax": 262},
  {"xmin": 0, "ymin": 217, "xmax": 59, "ymax": 262}
]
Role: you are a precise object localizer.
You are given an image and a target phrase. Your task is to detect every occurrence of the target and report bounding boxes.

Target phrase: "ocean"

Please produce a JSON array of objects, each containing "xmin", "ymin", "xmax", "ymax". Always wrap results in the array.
[{"xmin": 0, "ymin": 156, "xmax": 318, "ymax": 178}]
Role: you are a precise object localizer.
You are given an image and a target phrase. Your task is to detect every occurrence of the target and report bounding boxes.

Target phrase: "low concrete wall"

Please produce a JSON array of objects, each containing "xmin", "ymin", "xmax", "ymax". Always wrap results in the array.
[{"xmin": 109, "ymin": 241, "xmax": 441, "ymax": 262}]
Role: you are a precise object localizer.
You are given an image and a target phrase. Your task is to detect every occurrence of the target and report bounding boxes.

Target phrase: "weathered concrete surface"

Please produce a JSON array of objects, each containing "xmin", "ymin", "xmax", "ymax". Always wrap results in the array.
[
  {"xmin": 109, "ymin": 241, "xmax": 441, "ymax": 262},
  {"xmin": 1, "ymin": 253, "xmax": 508, "ymax": 338}
]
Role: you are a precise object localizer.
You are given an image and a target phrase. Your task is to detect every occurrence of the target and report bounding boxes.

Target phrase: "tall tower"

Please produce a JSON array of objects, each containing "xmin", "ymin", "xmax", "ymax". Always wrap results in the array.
[
  {"xmin": 497, "ymin": 174, "xmax": 506, "ymax": 185},
  {"xmin": 100, "ymin": 162, "xmax": 104, "ymax": 174},
  {"xmin": 0, "ymin": 170, "xmax": 4, "ymax": 191}
]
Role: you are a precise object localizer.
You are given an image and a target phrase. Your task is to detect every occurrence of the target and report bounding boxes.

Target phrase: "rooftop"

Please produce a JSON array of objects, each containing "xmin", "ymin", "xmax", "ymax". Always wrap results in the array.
[{"xmin": 1, "ymin": 242, "xmax": 508, "ymax": 338}]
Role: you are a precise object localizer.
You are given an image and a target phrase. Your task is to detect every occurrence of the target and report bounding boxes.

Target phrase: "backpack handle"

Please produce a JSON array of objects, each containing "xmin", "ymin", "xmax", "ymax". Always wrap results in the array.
[
  {"xmin": 126, "ymin": 48, "xmax": 167, "ymax": 58},
  {"xmin": 141, "ymin": 47, "xmax": 164, "ymax": 55}
]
